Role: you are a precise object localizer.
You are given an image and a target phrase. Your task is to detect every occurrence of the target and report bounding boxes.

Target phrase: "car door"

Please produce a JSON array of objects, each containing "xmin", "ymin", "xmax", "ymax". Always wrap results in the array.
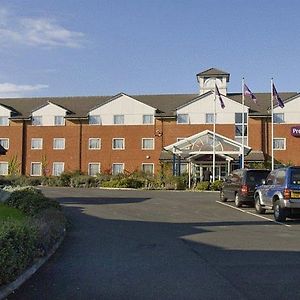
[{"xmin": 262, "ymin": 171, "xmax": 277, "ymax": 206}]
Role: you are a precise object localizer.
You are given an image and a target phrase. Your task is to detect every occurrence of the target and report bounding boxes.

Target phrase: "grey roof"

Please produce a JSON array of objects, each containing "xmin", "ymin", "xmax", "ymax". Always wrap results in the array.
[
  {"xmin": 0, "ymin": 91, "xmax": 298, "ymax": 120},
  {"xmin": 196, "ymin": 68, "xmax": 230, "ymax": 81}
]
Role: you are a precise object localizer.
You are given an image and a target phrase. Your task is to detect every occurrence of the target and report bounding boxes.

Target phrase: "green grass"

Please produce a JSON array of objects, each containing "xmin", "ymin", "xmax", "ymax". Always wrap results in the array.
[{"xmin": 0, "ymin": 203, "xmax": 26, "ymax": 221}]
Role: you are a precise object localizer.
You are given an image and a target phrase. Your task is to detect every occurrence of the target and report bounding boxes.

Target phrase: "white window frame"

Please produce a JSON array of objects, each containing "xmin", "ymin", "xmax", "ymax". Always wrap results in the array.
[
  {"xmin": 112, "ymin": 138, "xmax": 125, "ymax": 150},
  {"xmin": 177, "ymin": 114, "xmax": 189, "ymax": 124},
  {"xmin": 205, "ymin": 113, "xmax": 215, "ymax": 124},
  {"xmin": 113, "ymin": 114, "xmax": 124, "ymax": 125},
  {"xmin": 32, "ymin": 116, "xmax": 43, "ymax": 126},
  {"xmin": 142, "ymin": 138, "xmax": 154, "ymax": 150},
  {"xmin": 234, "ymin": 112, "xmax": 248, "ymax": 146},
  {"xmin": 31, "ymin": 138, "xmax": 43, "ymax": 150},
  {"xmin": 0, "ymin": 162, "xmax": 8, "ymax": 175},
  {"xmin": 0, "ymin": 116, "xmax": 9, "ymax": 126},
  {"xmin": 88, "ymin": 138, "xmax": 101, "ymax": 150},
  {"xmin": 54, "ymin": 116, "xmax": 65, "ymax": 126},
  {"xmin": 89, "ymin": 115, "xmax": 101, "ymax": 125},
  {"xmin": 52, "ymin": 162, "xmax": 64, "ymax": 176},
  {"xmin": 273, "ymin": 113, "xmax": 285, "ymax": 124},
  {"xmin": 53, "ymin": 138, "xmax": 65, "ymax": 150},
  {"xmin": 31, "ymin": 162, "xmax": 42, "ymax": 176},
  {"xmin": 112, "ymin": 163, "xmax": 124, "ymax": 175},
  {"xmin": 0, "ymin": 138, "xmax": 9, "ymax": 150},
  {"xmin": 142, "ymin": 114, "xmax": 154, "ymax": 125},
  {"xmin": 273, "ymin": 138, "xmax": 286, "ymax": 150},
  {"xmin": 142, "ymin": 163, "xmax": 154, "ymax": 174},
  {"xmin": 88, "ymin": 163, "xmax": 101, "ymax": 176}
]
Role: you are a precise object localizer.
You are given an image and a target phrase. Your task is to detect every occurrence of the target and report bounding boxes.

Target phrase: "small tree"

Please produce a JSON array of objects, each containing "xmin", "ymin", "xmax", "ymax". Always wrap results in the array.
[{"xmin": 8, "ymin": 155, "xmax": 20, "ymax": 175}]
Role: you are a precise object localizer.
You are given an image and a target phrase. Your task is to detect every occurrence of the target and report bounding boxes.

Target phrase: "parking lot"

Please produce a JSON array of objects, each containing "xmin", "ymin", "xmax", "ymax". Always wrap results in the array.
[{"xmin": 9, "ymin": 187, "xmax": 300, "ymax": 300}]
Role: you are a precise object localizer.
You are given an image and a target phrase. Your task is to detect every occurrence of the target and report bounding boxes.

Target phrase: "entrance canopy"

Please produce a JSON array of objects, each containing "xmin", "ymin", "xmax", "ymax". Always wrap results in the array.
[{"xmin": 164, "ymin": 130, "xmax": 251, "ymax": 160}]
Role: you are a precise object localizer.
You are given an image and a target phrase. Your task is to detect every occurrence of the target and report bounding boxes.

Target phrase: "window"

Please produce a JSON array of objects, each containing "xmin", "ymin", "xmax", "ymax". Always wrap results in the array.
[
  {"xmin": 235, "ymin": 112, "xmax": 247, "ymax": 145},
  {"xmin": 89, "ymin": 115, "xmax": 101, "ymax": 125},
  {"xmin": 0, "ymin": 162, "xmax": 8, "ymax": 175},
  {"xmin": 143, "ymin": 114, "xmax": 154, "ymax": 124},
  {"xmin": 112, "ymin": 163, "xmax": 124, "ymax": 175},
  {"xmin": 205, "ymin": 113, "xmax": 215, "ymax": 124},
  {"xmin": 177, "ymin": 114, "xmax": 189, "ymax": 124},
  {"xmin": 142, "ymin": 138, "xmax": 154, "ymax": 150},
  {"xmin": 273, "ymin": 138, "xmax": 286, "ymax": 150},
  {"xmin": 88, "ymin": 163, "xmax": 100, "ymax": 176},
  {"xmin": 142, "ymin": 163, "xmax": 154, "ymax": 174},
  {"xmin": 54, "ymin": 116, "xmax": 65, "ymax": 126},
  {"xmin": 89, "ymin": 138, "xmax": 101, "ymax": 150},
  {"xmin": 31, "ymin": 162, "xmax": 42, "ymax": 176},
  {"xmin": 273, "ymin": 113, "xmax": 284, "ymax": 124},
  {"xmin": 52, "ymin": 162, "xmax": 64, "ymax": 176},
  {"xmin": 0, "ymin": 138, "xmax": 9, "ymax": 150},
  {"xmin": 31, "ymin": 138, "xmax": 43, "ymax": 150},
  {"xmin": 53, "ymin": 138, "xmax": 65, "ymax": 150},
  {"xmin": 112, "ymin": 138, "xmax": 125, "ymax": 150},
  {"xmin": 0, "ymin": 116, "xmax": 9, "ymax": 126},
  {"xmin": 113, "ymin": 115, "xmax": 124, "ymax": 125},
  {"xmin": 32, "ymin": 116, "xmax": 42, "ymax": 126}
]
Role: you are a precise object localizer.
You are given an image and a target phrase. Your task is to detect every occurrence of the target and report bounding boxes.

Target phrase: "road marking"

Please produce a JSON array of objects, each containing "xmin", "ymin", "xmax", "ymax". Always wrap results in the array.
[{"xmin": 216, "ymin": 201, "xmax": 292, "ymax": 228}]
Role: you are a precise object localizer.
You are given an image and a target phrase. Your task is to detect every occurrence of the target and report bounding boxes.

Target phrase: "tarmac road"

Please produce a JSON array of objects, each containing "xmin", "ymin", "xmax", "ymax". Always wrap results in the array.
[{"xmin": 8, "ymin": 187, "xmax": 300, "ymax": 300}]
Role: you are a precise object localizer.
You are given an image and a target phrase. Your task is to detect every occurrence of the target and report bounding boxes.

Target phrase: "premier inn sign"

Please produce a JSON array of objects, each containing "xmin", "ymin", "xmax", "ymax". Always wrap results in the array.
[{"xmin": 291, "ymin": 126, "xmax": 300, "ymax": 137}]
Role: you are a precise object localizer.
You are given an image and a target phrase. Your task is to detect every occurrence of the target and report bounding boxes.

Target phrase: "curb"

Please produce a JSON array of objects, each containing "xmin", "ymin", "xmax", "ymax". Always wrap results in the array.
[{"xmin": 0, "ymin": 230, "xmax": 66, "ymax": 300}]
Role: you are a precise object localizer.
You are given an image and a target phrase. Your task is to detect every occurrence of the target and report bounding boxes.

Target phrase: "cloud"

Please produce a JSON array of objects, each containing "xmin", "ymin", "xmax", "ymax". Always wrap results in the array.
[
  {"xmin": 0, "ymin": 83, "xmax": 48, "ymax": 97},
  {"xmin": 0, "ymin": 9, "xmax": 84, "ymax": 48}
]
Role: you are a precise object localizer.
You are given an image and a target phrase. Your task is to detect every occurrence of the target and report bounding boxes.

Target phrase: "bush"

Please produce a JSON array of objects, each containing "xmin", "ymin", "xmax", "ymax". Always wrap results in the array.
[
  {"xmin": 70, "ymin": 175, "xmax": 97, "ymax": 188},
  {"xmin": 0, "ymin": 220, "xmax": 38, "ymax": 285},
  {"xmin": 101, "ymin": 177, "xmax": 144, "ymax": 189},
  {"xmin": 31, "ymin": 208, "xmax": 66, "ymax": 256},
  {"xmin": 195, "ymin": 181, "xmax": 210, "ymax": 191},
  {"xmin": 5, "ymin": 187, "xmax": 61, "ymax": 216},
  {"xmin": 210, "ymin": 180, "xmax": 223, "ymax": 191}
]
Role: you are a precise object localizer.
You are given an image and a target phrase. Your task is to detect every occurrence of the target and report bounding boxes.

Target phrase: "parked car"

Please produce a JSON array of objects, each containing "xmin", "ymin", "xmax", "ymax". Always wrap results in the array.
[
  {"xmin": 220, "ymin": 168, "xmax": 270, "ymax": 207},
  {"xmin": 254, "ymin": 166, "xmax": 300, "ymax": 222}
]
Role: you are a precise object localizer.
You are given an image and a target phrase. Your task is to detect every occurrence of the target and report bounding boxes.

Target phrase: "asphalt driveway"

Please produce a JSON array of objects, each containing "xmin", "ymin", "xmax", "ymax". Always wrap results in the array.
[{"xmin": 8, "ymin": 187, "xmax": 300, "ymax": 300}]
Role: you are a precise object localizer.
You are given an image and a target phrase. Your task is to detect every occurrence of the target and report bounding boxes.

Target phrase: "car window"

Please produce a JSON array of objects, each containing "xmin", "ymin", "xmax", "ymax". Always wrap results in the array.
[
  {"xmin": 231, "ymin": 172, "xmax": 240, "ymax": 183},
  {"xmin": 246, "ymin": 171, "xmax": 270, "ymax": 185},
  {"xmin": 266, "ymin": 172, "xmax": 276, "ymax": 185},
  {"xmin": 276, "ymin": 170, "xmax": 286, "ymax": 185},
  {"xmin": 290, "ymin": 169, "xmax": 300, "ymax": 185}
]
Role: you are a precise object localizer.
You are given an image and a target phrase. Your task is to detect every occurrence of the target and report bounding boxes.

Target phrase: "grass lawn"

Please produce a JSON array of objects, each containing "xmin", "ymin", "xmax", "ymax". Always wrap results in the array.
[{"xmin": 0, "ymin": 203, "xmax": 26, "ymax": 221}]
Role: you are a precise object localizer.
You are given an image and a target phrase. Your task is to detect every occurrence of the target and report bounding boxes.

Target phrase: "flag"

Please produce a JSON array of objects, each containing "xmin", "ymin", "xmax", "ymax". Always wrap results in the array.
[
  {"xmin": 215, "ymin": 84, "xmax": 225, "ymax": 109},
  {"xmin": 244, "ymin": 83, "xmax": 257, "ymax": 103},
  {"xmin": 272, "ymin": 83, "xmax": 284, "ymax": 108}
]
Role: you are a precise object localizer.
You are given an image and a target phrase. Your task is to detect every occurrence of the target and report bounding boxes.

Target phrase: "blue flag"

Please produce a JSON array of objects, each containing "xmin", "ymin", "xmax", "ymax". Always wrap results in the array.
[
  {"xmin": 272, "ymin": 83, "xmax": 284, "ymax": 108},
  {"xmin": 215, "ymin": 84, "xmax": 225, "ymax": 109},
  {"xmin": 244, "ymin": 83, "xmax": 257, "ymax": 103}
]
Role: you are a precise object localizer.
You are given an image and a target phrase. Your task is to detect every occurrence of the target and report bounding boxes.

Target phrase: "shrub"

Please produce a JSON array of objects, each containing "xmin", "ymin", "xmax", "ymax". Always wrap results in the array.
[
  {"xmin": 210, "ymin": 180, "xmax": 223, "ymax": 191},
  {"xmin": 5, "ymin": 187, "xmax": 61, "ymax": 216},
  {"xmin": 70, "ymin": 175, "xmax": 98, "ymax": 188},
  {"xmin": 31, "ymin": 208, "xmax": 66, "ymax": 256},
  {"xmin": 0, "ymin": 220, "xmax": 38, "ymax": 285},
  {"xmin": 195, "ymin": 181, "xmax": 210, "ymax": 191}
]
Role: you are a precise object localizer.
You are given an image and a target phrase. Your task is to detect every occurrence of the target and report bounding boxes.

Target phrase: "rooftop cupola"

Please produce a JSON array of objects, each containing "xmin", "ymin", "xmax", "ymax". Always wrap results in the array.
[{"xmin": 196, "ymin": 68, "xmax": 230, "ymax": 95}]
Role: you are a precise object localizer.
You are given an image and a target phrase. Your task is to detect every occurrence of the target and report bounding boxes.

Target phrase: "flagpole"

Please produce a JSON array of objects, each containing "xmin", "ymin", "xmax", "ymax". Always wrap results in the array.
[
  {"xmin": 242, "ymin": 78, "xmax": 245, "ymax": 169},
  {"xmin": 271, "ymin": 78, "xmax": 274, "ymax": 171},
  {"xmin": 213, "ymin": 82, "xmax": 216, "ymax": 182}
]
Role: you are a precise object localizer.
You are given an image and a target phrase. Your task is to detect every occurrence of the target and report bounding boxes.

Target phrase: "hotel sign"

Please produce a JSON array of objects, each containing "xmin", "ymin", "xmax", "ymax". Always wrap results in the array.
[{"xmin": 291, "ymin": 126, "xmax": 300, "ymax": 137}]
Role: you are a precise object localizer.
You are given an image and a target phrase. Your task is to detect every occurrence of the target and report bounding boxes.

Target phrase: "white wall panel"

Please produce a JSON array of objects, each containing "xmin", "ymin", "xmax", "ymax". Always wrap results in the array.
[
  {"xmin": 274, "ymin": 96, "xmax": 300, "ymax": 124},
  {"xmin": 89, "ymin": 94, "xmax": 156, "ymax": 125},
  {"xmin": 177, "ymin": 94, "xmax": 249, "ymax": 124}
]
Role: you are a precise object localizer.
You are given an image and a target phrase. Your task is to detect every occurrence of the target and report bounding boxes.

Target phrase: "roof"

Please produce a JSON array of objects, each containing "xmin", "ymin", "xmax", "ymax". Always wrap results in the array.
[
  {"xmin": 196, "ymin": 68, "xmax": 230, "ymax": 82},
  {"xmin": 0, "ymin": 91, "xmax": 298, "ymax": 120}
]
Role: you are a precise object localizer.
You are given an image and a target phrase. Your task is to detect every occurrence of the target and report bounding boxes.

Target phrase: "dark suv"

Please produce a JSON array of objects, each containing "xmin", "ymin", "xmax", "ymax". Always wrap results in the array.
[
  {"xmin": 254, "ymin": 166, "xmax": 300, "ymax": 222},
  {"xmin": 220, "ymin": 168, "xmax": 270, "ymax": 207}
]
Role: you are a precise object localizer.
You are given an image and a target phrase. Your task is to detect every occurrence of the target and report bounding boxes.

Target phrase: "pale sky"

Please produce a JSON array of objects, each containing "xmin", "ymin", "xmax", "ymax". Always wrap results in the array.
[{"xmin": 0, "ymin": 0, "xmax": 299, "ymax": 98}]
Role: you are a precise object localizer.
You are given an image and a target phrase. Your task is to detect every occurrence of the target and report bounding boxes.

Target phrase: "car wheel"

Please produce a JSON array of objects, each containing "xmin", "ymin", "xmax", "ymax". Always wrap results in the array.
[
  {"xmin": 254, "ymin": 195, "xmax": 266, "ymax": 214},
  {"xmin": 274, "ymin": 200, "xmax": 286, "ymax": 222},
  {"xmin": 220, "ymin": 190, "xmax": 227, "ymax": 202},
  {"xmin": 235, "ymin": 193, "xmax": 242, "ymax": 208}
]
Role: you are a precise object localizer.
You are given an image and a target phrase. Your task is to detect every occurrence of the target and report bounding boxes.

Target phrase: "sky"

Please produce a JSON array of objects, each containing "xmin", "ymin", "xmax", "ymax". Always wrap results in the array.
[{"xmin": 0, "ymin": 0, "xmax": 300, "ymax": 98}]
